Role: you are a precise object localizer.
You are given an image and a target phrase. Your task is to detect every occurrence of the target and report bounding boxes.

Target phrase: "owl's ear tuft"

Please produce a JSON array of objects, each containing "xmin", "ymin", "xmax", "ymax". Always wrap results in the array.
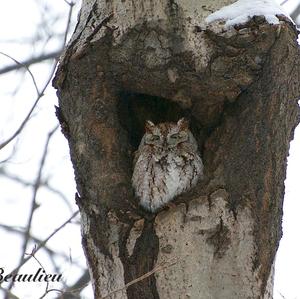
[
  {"xmin": 177, "ymin": 118, "xmax": 189, "ymax": 130},
  {"xmin": 145, "ymin": 120, "xmax": 155, "ymax": 132}
]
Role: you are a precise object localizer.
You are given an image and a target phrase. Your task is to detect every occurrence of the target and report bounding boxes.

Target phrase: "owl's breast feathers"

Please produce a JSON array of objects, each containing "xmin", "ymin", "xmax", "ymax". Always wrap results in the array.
[
  {"xmin": 132, "ymin": 146, "xmax": 203, "ymax": 212},
  {"xmin": 132, "ymin": 120, "xmax": 203, "ymax": 212}
]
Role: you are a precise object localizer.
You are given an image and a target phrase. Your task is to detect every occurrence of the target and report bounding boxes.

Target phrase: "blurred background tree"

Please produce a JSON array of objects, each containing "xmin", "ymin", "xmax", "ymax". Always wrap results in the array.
[{"xmin": 0, "ymin": 1, "xmax": 91, "ymax": 298}]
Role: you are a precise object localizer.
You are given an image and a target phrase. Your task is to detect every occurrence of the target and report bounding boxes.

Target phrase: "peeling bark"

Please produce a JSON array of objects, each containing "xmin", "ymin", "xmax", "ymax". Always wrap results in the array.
[{"xmin": 53, "ymin": 0, "xmax": 300, "ymax": 298}]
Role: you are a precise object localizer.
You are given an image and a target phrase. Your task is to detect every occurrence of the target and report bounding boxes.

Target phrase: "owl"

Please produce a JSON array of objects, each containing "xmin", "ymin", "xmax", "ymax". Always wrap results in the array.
[{"xmin": 132, "ymin": 118, "xmax": 203, "ymax": 212}]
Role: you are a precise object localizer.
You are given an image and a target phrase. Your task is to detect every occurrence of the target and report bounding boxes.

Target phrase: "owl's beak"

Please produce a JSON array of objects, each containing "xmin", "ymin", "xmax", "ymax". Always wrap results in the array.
[
  {"xmin": 165, "ymin": 140, "xmax": 176, "ymax": 149},
  {"xmin": 163, "ymin": 138, "xmax": 168, "ymax": 148}
]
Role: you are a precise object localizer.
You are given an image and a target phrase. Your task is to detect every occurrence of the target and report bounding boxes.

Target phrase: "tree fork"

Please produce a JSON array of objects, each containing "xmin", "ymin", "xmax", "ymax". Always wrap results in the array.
[{"xmin": 53, "ymin": 1, "xmax": 300, "ymax": 298}]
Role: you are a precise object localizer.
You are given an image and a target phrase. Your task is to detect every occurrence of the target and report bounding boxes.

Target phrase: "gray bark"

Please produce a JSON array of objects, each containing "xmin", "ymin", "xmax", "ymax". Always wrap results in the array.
[{"xmin": 53, "ymin": 0, "xmax": 300, "ymax": 298}]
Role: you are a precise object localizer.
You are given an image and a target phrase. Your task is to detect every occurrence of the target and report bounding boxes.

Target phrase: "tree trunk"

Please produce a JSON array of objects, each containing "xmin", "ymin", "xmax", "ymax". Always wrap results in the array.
[{"xmin": 53, "ymin": 0, "xmax": 300, "ymax": 298}]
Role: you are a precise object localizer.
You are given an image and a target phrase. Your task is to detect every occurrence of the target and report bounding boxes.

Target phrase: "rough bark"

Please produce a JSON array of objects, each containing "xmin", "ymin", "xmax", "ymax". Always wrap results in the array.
[{"xmin": 53, "ymin": 0, "xmax": 300, "ymax": 298}]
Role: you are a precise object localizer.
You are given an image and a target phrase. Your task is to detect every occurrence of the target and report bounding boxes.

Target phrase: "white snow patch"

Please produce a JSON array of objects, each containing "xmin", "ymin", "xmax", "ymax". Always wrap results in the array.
[{"xmin": 205, "ymin": 0, "xmax": 291, "ymax": 28}]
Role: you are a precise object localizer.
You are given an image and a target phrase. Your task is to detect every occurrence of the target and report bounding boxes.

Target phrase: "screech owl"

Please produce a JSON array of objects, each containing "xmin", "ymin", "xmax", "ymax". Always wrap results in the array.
[{"xmin": 132, "ymin": 118, "xmax": 203, "ymax": 212}]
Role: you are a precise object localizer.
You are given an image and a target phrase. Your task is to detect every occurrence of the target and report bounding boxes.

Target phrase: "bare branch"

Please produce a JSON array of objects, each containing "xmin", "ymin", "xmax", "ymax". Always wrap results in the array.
[
  {"xmin": 0, "ymin": 50, "xmax": 61, "ymax": 75},
  {"xmin": 0, "ymin": 211, "xmax": 79, "ymax": 290},
  {"xmin": 0, "ymin": 52, "xmax": 40, "ymax": 94},
  {"xmin": 55, "ymin": 258, "xmax": 176, "ymax": 299},
  {"xmin": 280, "ymin": 0, "xmax": 289, "ymax": 5},
  {"xmin": 26, "ymin": 246, "xmax": 52, "ymax": 298},
  {"xmin": 23, "ymin": 246, "xmax": 64, "ymax": 299},
  {"xmin": 0, "ymin": 223, "xmax": 82, "ymax": 271},
  {"xmin": 0, "ymin": 0, "xmax": 75, "ymax": 152},
  {"xmin": 0, "ymin": 286, "xmax": 20, "ymax": 299},
  {"xmin": 56, "ymin": 270, "xmax": 90, "ymax": 299},
  {"xmin": 63, "ymin": 1, "xmax": 76, "ymax": 46},
  {"xmin": 290, "ymin": 4, "xmax": 300, "ymax": 23},
  {"xmin": 2, "ymin": 0, "xmax": 78, "ymax": 277},
  {"xmin": 0, "ymin": 142, "xmax": 18, "ymax": 164},
  {"xmin": 0, "ymin": 54, "xmax": 58, "ymax": 152},
  {"xmin": 0, "ymin": 97, "xmax": 40, "ymax": 151},
  {"xmin": 0, "ymin": 1, "xmax": 80, "ymax": 298},
  {"xmin": 0, "ymin": 167, "xmax": 74, "ymax": 213},
  {"xmin": 4, "ymin": 126, "xmax": 59, "ymax": 297}
]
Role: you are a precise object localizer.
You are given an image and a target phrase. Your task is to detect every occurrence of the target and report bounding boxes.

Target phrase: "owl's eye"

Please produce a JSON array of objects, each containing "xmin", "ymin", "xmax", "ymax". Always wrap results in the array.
[
  {"xmin": 170, "ymin": 133, "xmax": 180, "ymax": 139},
  {"xmin": 145, "ymin": 134, "xmax": 160, "ymax": 144},
  {"xmin": 149, "ymin": 135, "xmax": 160, "ymax": 141}
]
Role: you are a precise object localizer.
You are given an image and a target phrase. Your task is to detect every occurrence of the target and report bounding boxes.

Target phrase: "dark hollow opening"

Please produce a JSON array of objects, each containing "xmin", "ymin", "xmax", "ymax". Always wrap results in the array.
[{"xmin": 118, "ymin": 92, "xmax": 205, "ymax": 150}]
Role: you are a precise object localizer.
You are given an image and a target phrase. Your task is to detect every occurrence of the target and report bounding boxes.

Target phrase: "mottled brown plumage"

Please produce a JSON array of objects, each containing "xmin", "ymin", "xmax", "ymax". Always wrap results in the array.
[{"xmin": 132, "ymin": 118, "xmax": 203, "ymax": 212}]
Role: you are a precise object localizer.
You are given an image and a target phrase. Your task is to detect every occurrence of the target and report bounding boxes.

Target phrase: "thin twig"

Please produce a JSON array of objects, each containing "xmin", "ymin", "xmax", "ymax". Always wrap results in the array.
[
  {"xmin": 0, "ymin": 167, "xmax": 74, "ymax": 213},
  {"xmin": 290, "ymin": 4, "xmax": 300, "ymax": 23},
  {"xmin": 0, "ymin": 50, "xmax": 62, "ymax": 76},
  {"xmin": 1, "ymin": 0, "xmax": 77, "ymax": 297},
  {"xmin": 40, "ymin": 288, "xmax": 63, "ymax": 299},
  {"xmin": 0, "ymin": 0, "xmax": 74, "ymax": 152},
  {"xmin": 0, "ymin": 50, "xmax": 47, "ymax": 152},
  {"xmin": 0, "ymin": 52, "xmax": 40, "ymax": 94},
  {"xmin": 0, "ymin": 286, "xmax": 19, "ymax": 299},
  {"xmin": 24, "ymin": 246, "xmax": 64, "ymax": 299},
  {"xmin": 0, "ymin": 142, "xmax": 18, "ymax": 163},
  {"xmin": 63, "ymin": 1, "xmax": 76, "ymax": 46},
  {"xmin": 0, "ymin": 212, "xmax": 78, "ymax": 297},
  {"xmin": 280, "ymin": 0, "xmax": 288, "ymax": 5},
  {"xmin": 55, "ymin": 270, "xmax": 90, "ymax": 299},
  {"xmin": 26, "ymin": 246, "xmax": 51, "ymax": 297},
  {"xmin": 100, "ymin": 258, "xmax": 178, "ymax": 299},
  {"xmin": 0, "ymin": 223, "xmax": 82, "ymax": 270},
  {"xmin": 0, "ymin": 97, "xmax": 40, "ymax": 151},
  {"xmin": 4, "ymin": 126, "xmax": 59, "ymax": 297},
  {"xmin": 0, "ymin": 55, "xmax": 58, "ymax": 152},
  {"xmin": 0, "ymin": 211, "xmax": 79, "ymax": 287}
]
